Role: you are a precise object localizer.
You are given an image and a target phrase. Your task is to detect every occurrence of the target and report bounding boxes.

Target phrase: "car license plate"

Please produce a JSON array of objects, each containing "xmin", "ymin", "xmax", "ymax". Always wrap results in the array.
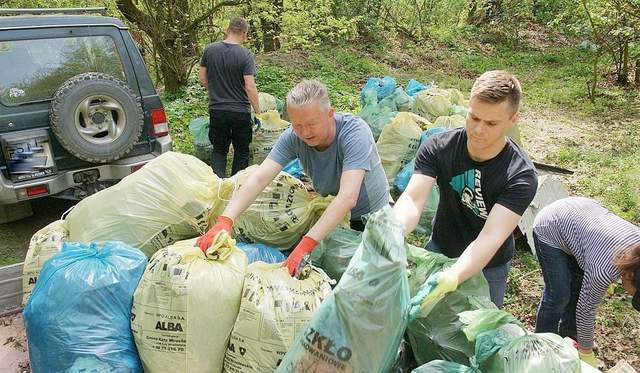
[{"xmin": 3, "ymin": 132, "xmax": 56, "ymax": 182}]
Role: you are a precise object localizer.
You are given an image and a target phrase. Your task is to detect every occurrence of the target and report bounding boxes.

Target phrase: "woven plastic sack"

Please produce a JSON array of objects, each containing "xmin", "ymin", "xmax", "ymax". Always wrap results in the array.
[
  {"xmin": 406, "ymin": 245, "xmax": 495, "ymax": 366},
  {"xmin": 131, "ymin": 234, "xmax": 247, "ymax": 373},
  {"xmin": 406, "ymin": 79, "xmax": 431, "ymax": 97},
  {"xmin": 376, "ymin": 112, "xmax": 427, "ymax": 184},
  {"xmin": 359, "ymin": 90, "xmax": 398, "ymax": 140},
  {"xmin": 283, "ymin": 158, "xmax": 305, "ymax": 179},
  {"xmin": 277, "ymin": 206, "xmax": 411, "ymax": 373},
  {"xmin": 231, "ymin": 166, "xmax": 339, "ymax": 249},
  {"xmin": 251, "ymin": 110, "xmax": 290, "ymax": 165},
  {"xmin": 414, "ymin": 90, "xmax": 452, "ymax": 121},
  {"xmin": 223, "ymin": 263, "xmax": 333, "ymax": 372},
  {"xmin": 24, "ymin": 241, "xmax": 147, "ymax": 373},
  {"xmin": 237, "ymin": 242, "xmax": 287, "ymax": 263},
  {"xmin": 22, "ymin": 219, "xmax": 67, "ymax": 305},
  {"xmin": 65, "ymin": 152, "xmax": 232, "ymax": 258},
  {"xmin": 309, "ymin": 226, "xmax": 361, "ymax": 282},
  {"xmin": 360, "ymin": 76, "xmax": 397, "ymax": 104},
  {"xmin": 434, "ymin": 114, "xmax": 466, "ymax": 129}
]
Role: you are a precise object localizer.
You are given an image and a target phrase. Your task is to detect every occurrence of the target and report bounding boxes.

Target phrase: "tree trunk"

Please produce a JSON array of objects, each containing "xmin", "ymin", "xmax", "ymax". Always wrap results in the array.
[
  {"xmin": 618, "ymin": 40, "xmax": 629, "ymax": 85},
  {"xmin": 635, "ymin": 58, "xmax": 640, "ymax": 86},
  {"xmin": 116, "ymin": 0, "xmax": 245, "ymax": 92},
  {"xmin": 260, "ymin": 0, "xmax": 283, "ymax": 52}
]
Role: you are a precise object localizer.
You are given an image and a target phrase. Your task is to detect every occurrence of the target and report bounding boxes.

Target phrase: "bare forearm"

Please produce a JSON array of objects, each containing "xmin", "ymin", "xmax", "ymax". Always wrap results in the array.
[
  {"xmin": 449, "ymin": 234, "xmax": 503, "ymax": 283},
  {"xmin": 306, "ymin": 194, "xmax": 355, "ymax": 242},
  {"xmin": 393, "ymin": 190, "xmax": 429, "ymax": 235},
  {"xmin": 246, "ymin": 85, "xmax": 260, "ymax": 113}
]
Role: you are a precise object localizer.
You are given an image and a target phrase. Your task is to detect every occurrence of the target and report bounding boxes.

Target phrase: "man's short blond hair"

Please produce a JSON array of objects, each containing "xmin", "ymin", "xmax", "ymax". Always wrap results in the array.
[
  {"xmin": 286, "ymin": 79, "xmax": 331, "ymax": 109},
  {"xmin": 470, "ymin": 70, "xmax": 522, "ymax": 114},
  {"xmin": 228, "ymin": 17, "xmax": 249, "ymax": 34}
]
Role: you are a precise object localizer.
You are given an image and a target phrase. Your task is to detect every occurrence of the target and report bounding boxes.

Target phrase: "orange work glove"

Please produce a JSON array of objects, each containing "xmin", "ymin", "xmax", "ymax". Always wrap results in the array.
[
  {"xmin": 196, "ymin": 216, "xmax": 233, "ymax": 253},
  {"xmin": 282, "ymin": 236, "xmax": 318, "ymax": 277}
]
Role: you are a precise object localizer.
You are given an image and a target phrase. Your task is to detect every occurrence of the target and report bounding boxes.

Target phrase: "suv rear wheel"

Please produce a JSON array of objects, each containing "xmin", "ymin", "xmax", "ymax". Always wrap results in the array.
[{"xmin": 50, "ymin": 72, "xmax": 144, "ymax": 163}]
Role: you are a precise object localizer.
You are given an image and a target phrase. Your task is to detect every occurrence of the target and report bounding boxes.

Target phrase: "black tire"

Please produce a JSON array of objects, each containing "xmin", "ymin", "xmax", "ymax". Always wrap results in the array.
[{"xmin": 50, "ymin": 72, "xmax": 144, "ymax": 163}]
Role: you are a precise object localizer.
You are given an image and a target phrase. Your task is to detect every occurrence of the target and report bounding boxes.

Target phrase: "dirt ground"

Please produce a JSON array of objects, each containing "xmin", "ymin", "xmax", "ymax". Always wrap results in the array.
[{"xmin": 0, "ymin": 312, "xmax": 29, "ymax": 373}]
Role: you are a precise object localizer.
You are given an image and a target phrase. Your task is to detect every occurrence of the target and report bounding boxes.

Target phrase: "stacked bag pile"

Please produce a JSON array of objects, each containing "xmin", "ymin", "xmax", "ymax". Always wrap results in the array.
[
  {"xmin": 20, "ymin": 151, "xmax": 337, "ymax": 372},
  {"xmin": 21, "ymin": 79, "xmax": 582, "ymax": 373}
]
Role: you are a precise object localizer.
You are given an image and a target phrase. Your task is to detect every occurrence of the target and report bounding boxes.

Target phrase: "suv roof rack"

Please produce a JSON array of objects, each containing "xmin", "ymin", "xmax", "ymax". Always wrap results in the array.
[{"xmin": 0, "ymin": 7, "xmax": 108, "ymax": 16}]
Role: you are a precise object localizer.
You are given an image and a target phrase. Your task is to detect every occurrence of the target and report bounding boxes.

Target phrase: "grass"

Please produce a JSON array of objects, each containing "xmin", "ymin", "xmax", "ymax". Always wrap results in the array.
[{"xmin": 165, "ymin": 41, "xmax": 639, "ymax": 223}]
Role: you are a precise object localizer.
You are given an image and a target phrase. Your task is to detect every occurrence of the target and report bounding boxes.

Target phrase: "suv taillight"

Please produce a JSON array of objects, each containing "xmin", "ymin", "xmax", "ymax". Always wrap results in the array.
[{"xmin": 150, "ymin": 108, "xmax": 169, "ymax": 137}]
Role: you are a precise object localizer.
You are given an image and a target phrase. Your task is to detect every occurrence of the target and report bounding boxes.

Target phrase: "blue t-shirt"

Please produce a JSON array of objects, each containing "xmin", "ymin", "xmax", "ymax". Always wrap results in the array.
[{"xmin": 268, "ymin": 113, "xmax": 389, "ymax": 220}]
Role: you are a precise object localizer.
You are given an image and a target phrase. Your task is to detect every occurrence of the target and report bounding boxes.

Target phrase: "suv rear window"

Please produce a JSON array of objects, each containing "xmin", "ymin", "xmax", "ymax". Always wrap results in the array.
[{"xmin": 0, "ymin": 36, "xmax": 126, "ymax": 106}]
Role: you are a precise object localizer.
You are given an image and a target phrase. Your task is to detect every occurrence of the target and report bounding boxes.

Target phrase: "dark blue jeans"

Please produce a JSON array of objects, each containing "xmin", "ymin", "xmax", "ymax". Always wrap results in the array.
[
  {"xmin": 426, "ymin": 240, "xmax": 511, "ymax": 308},
  {"xmin": 533, "ymin": 231, "xmax": 583, "ymax": 340}
]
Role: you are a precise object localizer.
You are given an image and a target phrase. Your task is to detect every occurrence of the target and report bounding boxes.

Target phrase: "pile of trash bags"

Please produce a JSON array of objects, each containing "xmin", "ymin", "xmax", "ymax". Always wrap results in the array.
[{"xmin": 21, "ymin": 80, "xmax": 585, "ymax": 373}]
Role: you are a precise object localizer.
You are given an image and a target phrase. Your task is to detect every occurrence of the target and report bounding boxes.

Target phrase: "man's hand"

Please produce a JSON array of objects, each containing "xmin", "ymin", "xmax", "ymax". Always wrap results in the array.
[
  {"xmin": 283, "ymin": 236, "xmax": 318, "ymax": 277},
  {"xmin": 409, "ymin": 270, "xmax": 458, "ymax": 319},
  {"xmin": 197, "ymin": 216, "xmax": 233, "ymax": 253},
  {"xmin": 579, "ymin": 349, "xmax": 603, "ymax": 368}
]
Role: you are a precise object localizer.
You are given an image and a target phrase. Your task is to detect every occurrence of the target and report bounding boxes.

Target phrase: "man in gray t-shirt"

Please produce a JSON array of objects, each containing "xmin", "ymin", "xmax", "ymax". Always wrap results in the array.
[
  {"xmin": 198, "ymin": 17, "xmax": 260, "ymax": 177},
  {"xmin": 197, "ymin": 79, "xmax": 389, "ymax": 276}
]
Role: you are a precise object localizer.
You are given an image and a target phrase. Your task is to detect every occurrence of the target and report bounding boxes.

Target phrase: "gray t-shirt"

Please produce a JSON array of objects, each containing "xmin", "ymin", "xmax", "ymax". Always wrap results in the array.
[
  {"xmin": 268, "ymin": 113, "xmax": 389, "ymax": 220},
  {"xmin": 200, "ymin": 41, "xmax": 256, "ymax": 113}
]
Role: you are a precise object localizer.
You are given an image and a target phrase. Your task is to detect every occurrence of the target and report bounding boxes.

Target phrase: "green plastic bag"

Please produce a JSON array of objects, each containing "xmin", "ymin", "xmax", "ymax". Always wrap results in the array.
[
  {"xmin": 188, "ymin": 117, "xmax": 210, "ymax": 146},
  {"xmin": 309, "ymin": 227, "xmax": 361, "ymax": 282},
  {"xmin": 458, "ymin": 309, "xmax": 580, "ymax": 373},
  {"xmin": 359, "ymin": 90, "xmax": 397, "ymax": 140},
  {"xmin": 406, "ymin": 245, "xmax": 495, "ymax": 366},
  {"xmin": 415, "ymin": 185, "xmax": 439, "ymax": 237},
  {"xmin": 189, "ymin": 117, "xmax": 213, "ymax": 163},
  {"xmin": 379, "ymin": 87, "xmax": 415, "ymax": 112},
  {"xmin": 276, "ymin": 206, "xmax": 411, "ymax": 372},
  {"xmin": 412, "ymin": 360, "xmax": 479, "ymax": 373}
]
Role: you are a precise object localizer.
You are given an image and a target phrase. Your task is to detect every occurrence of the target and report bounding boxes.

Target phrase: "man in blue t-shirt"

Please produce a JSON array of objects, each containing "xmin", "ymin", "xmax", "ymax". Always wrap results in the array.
[
  {"xmin": 197, "ymin": 79, "xmax": 389, "ymax": 276},
  {"xmin": 394, "ymin": 70, "xmax": 538, "ymax": 308}
]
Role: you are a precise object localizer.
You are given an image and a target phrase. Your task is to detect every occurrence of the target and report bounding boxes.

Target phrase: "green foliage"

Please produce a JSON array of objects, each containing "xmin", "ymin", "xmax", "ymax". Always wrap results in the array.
[{"xmin": 279, "ymin": 0, "xmax": 361, "ymax": 49}]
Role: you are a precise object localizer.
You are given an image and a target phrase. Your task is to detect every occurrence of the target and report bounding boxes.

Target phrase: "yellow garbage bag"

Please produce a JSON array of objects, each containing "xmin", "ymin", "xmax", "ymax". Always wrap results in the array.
[
  {"xmin": 376, "ymin": 112, "xmax": 425, "ymax": 184},
  {"xmin": 414, "ymin": 89, "xmax": 452, "ymax": 121},
  {"xmin": 230, "ymin": 166, "xmax": 338, "ymax": 249},
  {"xmin": 251, "ymin": 111, "xmax": 290, "ymax": 165},
  {"xmin": 65, "ymin": 152, "xmax": 234, "ymax": 258},
  {"xmin": 434, "ymin": 114, "xmax": 466, "ymax": 129},
  {"xmin": 223, "ymin": 263, "xmax": 333, "ymax": 372},
  {"xmin": 21, "ymin": 219, "xmax": 67, "ymax": 305},
  {"xmin": 131, "ymin": 234, "xmax": 247, "ymax": 373}
]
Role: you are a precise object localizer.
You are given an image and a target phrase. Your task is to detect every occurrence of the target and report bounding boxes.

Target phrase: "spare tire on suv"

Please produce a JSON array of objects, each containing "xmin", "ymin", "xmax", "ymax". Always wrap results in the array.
[{"xmin": 50, "ymin": 72, "xmax": 144, "ymax": 163}]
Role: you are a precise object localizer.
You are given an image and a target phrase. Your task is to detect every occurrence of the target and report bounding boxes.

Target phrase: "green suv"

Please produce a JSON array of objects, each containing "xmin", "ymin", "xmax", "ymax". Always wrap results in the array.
[{"xmin": 0, "ymin": 9, "xmax": 172, "ymax": 220}]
